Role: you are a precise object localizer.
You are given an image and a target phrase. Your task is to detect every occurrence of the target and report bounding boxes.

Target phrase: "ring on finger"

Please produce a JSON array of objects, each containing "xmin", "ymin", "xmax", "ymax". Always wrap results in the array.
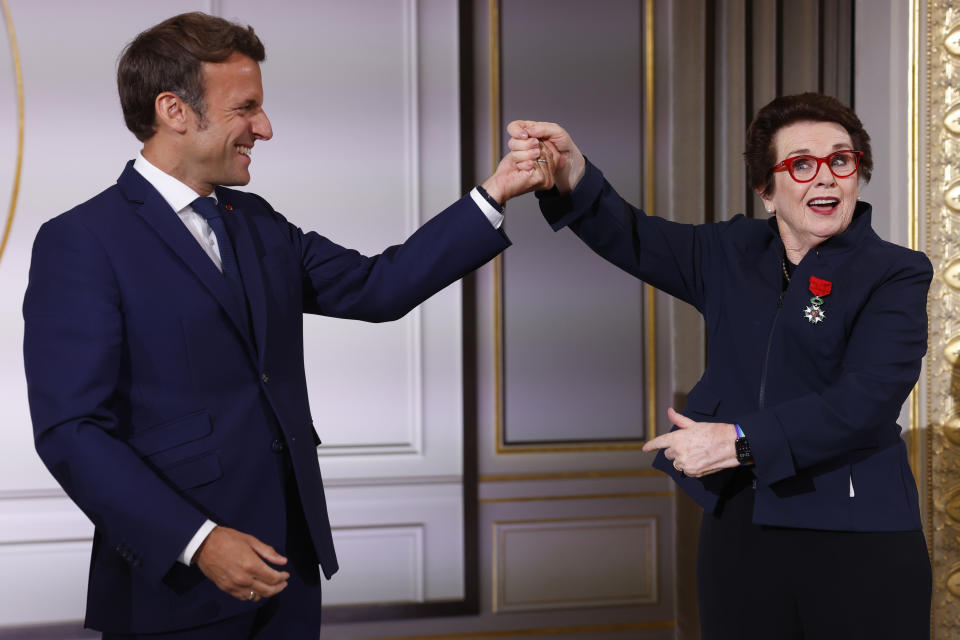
[
  {"xmin": 536, "ymin": 158, "xmax": 547, "ymax": 164},
  {"xmin": 247, "ymin": 590, "xmax": 256, "ymax": 601}
]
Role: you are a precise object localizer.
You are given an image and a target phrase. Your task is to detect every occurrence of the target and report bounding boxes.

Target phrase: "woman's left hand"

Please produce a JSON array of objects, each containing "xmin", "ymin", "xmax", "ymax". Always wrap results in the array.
[{"xmin": 642, "ymin": 408, "xmax": 741, "ymax": 478}]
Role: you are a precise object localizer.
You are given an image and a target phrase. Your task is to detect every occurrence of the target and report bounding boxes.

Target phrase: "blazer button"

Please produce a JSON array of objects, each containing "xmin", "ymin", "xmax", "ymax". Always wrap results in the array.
[
  {"xmin": 271, "ymin": 439, "xmax": 285, "ymax": 453},
  {"xmin": 261, "ymin": 372, "xmax": 270, "ymax": 384}
]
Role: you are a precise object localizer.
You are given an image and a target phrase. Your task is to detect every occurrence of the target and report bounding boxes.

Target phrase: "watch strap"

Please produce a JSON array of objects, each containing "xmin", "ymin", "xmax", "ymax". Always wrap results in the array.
[{"xmin": 475, "ymin": 184, "xmax": 505, "ymax": 213}]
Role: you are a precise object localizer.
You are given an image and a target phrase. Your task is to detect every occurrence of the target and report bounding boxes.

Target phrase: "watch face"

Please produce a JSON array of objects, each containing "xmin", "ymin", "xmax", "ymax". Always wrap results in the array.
[{"xmin": 735, "ymin": 437, "xmax": 753, "ymax": 465}]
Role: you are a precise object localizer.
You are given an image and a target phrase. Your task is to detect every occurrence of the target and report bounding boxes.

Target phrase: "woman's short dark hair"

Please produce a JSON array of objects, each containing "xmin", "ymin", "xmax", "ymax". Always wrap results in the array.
[
  {"xmin": 745, "ymin": 92, "xmax": 872, "ymax": 197},
  {"xmin": 118, "ymin": 12, "xmax": 265, "ymax": 142}
]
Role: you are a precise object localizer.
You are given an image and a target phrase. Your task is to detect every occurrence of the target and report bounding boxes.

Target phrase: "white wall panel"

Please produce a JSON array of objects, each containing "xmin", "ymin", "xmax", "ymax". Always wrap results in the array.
[
  {"xmin": 0, "ymin": 541, "xmax": 90, "ymax": 626},
  {"xmin": 323, "ymin": 525, "xmax": 424, "ymax": 605},
  {"xmin": 326, "ymin": 482, "xmax": 464, "ymax": 601},
  {"xmin": 0, "ymin": 493, "xmax": 92, "ymax": 544},
  {"xmin": 219, "ymin": 0, "xmax": 464, "ymax": 480},
  {"xmin": 0, "ymin": 494, "xmax": 92, "ymax": 625},
  {"xmin": 226, "ymin": 0, "xmax": 425, "ymax": 457}
]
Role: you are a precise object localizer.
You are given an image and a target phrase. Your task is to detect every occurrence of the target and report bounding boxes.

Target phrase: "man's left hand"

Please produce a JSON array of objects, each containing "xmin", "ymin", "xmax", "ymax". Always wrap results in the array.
[
  {"xmin": 194, "ymin": 526, "xmax": 290, "ymax": 602},
  {"xmin": 642, "ymin": 407, "xmax": 740, "ymax": 478}
]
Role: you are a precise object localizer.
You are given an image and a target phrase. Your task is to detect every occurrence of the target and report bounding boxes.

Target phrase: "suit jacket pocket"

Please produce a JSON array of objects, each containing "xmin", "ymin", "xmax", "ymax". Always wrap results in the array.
[
  {"xmin": 129, "ymin": 411, "xmax": 212, "ymax": 457},
  {"xmin": 159, "ymin": 452, "xmax": 223, "ymax": 490}
]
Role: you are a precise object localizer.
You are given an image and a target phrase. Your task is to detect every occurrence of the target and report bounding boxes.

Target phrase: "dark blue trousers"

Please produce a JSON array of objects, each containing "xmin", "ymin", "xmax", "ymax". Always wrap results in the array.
[{"xmin": 697, "ymin": 469, "xmax": 931, "ymax": 640}]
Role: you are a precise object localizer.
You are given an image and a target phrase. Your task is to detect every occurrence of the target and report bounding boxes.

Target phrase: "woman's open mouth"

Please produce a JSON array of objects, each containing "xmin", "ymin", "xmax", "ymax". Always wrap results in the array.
[{"xmin": 807, "ymin": 197, "xmax": 839, "ymax": 215}]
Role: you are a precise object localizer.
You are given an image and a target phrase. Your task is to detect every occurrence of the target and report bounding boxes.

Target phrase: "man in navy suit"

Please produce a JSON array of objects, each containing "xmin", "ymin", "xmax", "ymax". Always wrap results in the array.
[{"xmin": 22, "ymin": 12, "xmax": 552, "ymax": 639}]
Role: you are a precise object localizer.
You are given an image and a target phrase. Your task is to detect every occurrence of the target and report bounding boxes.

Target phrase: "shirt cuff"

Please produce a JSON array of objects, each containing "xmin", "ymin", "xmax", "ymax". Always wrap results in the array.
[
  {"xmin": 470, "ymin": 188, "xmax": 505, "ymax": 229},
  {"xmin": 179, "ymin": 519, "xmax": 218, "ymax": 565}
]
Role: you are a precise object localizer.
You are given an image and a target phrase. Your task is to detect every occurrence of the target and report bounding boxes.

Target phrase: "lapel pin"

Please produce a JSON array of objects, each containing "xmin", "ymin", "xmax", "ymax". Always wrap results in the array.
[{"xmin": 224, "ymin": 204, "xmax": 233, "ymax": 211}]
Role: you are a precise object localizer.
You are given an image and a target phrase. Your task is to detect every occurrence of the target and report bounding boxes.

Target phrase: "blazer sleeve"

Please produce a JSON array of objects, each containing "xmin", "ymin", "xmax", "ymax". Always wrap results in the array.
[
  {"xmin": 739, "ymin": 249, "xmax": 933, "ymax": 487},
  {"xmin": 23, "ymin": 216, "xmax": 208, "ymax": 584},
  {"xmin": 537, "ymin": 158, "xmax": 711, "ymax": 312},
  {"xmin": 271, "ymin": 193, "xmax": 511, "ymax": 322}
]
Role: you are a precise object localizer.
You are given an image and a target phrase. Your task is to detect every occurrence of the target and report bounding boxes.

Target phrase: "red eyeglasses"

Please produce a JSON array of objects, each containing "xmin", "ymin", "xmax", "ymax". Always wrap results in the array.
[{"xmin": 772, "ymin": 150, "xmax": 863, "ymax": 183}]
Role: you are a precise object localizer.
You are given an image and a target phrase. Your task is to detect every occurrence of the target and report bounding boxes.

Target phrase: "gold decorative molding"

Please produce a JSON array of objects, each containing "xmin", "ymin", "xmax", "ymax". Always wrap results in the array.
[
  {"xmin": 921, "ymin": 0, "xmax": 960, "ymax": 636},
  {"xmin": 0, "ymin": 0, "xmax": 23, "ymax": 266},
  {"xmin": 491, "ymin": 515, "xmax": 659, "ymax": 613},
  {"xmin": 908, "ymin": 0, "xmax": 922, "ymax": 485},
  {"xmin": 491, "ymin": 0, "xmax": 657, "ymax": 454},
  {"xmin": 643, "ymin": 0, "xmax": 656, "ymax": 442},
  {"xmin": 479, "ymin": 469, "xmax": 663, "ymax": 482},
  {"xmin": 479, "ymin": 491, "xmax": 673, "ymax": 504},
  {"xmin": 489, "ymin": 0, "xmax": 506, "ymax": 455},
  {"xmin": 363, "ymin": 620, "xmax": 675, "ymax": 640}
]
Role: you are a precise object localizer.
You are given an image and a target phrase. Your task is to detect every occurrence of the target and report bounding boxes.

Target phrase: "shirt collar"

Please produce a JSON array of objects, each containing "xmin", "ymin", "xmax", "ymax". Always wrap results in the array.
[{"xmin": 132, "ymin": 152, "xmax": 217, "ymax": 213}]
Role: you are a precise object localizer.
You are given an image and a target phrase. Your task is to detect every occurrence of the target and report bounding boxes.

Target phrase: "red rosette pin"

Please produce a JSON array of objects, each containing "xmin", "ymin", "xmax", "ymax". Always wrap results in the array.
[
  {"xmin": 804, "ymin": 276, "xmax": 832, "ymax": 324},
  {"xmin": 809, "ymin": 276, "xmax": 832, "ymax": 297}
]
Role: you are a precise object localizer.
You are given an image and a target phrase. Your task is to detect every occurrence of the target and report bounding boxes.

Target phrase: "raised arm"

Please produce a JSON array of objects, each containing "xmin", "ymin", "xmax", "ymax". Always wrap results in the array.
[{"xmin": 282, "ymin": 144, "xmax": 559, "ymax": 322}]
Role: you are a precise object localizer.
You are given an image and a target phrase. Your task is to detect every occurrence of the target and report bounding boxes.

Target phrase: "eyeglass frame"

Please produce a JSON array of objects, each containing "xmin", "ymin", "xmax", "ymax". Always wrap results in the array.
[{"xmin": 771, "ymin": 149, "xmax": 864, "ymax": 183}]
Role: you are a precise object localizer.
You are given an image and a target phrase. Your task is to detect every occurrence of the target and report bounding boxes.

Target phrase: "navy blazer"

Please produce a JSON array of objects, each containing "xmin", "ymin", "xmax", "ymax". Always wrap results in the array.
[
  {"xmin": 539, "ymin": 159, "xmax": 931, "ymax": 532},
  {"xmin": 23, "ymin": 162, "xmax": 510, "ymax": 633}
]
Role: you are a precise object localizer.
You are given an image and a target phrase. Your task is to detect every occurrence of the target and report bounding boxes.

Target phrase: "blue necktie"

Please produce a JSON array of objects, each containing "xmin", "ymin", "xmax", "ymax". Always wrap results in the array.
[
  {"xmin": 191, "ymin": 197, "xmax": 240, "ymax": 282},
  {"xmin": 190, "ymin": 197, "xmax": 253, "ymax": 343}
]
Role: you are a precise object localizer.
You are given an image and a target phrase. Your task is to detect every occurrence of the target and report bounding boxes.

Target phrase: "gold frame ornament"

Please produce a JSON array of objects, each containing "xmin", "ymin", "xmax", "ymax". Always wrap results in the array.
[
  {"xmin": 0, "ymin": 0, "xmax": 24, "ymax": 266},
  {"xmin": 920, "ymin": 0, "xmax": 960, "ymax": 636}
]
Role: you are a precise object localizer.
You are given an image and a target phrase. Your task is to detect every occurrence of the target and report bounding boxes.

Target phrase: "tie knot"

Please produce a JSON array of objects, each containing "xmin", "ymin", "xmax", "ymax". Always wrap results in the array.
[{"xmin": 191, "ymin": 197, "xmax": 220, "ymax": 221}]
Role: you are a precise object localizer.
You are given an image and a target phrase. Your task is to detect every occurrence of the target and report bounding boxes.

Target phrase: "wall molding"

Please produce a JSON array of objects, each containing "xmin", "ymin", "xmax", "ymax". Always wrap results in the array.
[
  {"xmin": 490, "ymin": 0, "xmax": 656, "ymax": 455},
  {"xmin": 492, "ymin": 515, "xmax": 658, "ymax": 613},
  {"xmin": 317, "ymin": 0, "xmax": 424, "ymax": 458}
]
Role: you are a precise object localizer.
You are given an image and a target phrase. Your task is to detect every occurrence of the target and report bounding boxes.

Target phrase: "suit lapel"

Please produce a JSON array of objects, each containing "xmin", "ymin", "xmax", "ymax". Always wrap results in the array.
[
  {"xmin": 218, "ymin": 190, "xmax": 268, "ymax": 365},
  {"xmin": 116, "ymin": 163, "xmax": 254, "ymax": 354}
]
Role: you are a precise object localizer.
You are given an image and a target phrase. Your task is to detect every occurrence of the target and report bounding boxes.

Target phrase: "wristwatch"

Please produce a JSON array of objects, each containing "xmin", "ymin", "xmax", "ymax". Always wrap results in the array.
[
  {"xmin": 475, "ymin": 184, "xmax": 505, "ymax": 213},
  {"xmin": 735, "ymin": 436, "xmax": 754, "ymax": 466}
]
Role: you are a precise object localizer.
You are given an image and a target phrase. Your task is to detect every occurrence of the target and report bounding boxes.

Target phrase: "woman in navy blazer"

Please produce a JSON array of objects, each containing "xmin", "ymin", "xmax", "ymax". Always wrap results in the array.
[{"xmin": 508, "ymin": 94, "xmax": 932, "ymax": 639}]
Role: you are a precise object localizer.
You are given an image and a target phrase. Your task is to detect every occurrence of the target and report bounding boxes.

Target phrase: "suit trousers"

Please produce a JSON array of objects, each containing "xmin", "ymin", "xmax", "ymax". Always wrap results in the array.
[
  {"xmin": 103, "ymin": 452, "xmax": 322, "ymax": 640},
  {"xmin": 696, "ymin": 468, "xmax": 931, "ymax": 640}
]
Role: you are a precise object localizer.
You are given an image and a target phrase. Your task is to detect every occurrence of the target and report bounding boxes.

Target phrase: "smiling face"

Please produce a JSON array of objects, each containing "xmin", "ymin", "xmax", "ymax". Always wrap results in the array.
[
  {"xmin": 759, "ymin": 120, "xmax": 860, "ymax": 261},
  {"xmin": 177, "ymin": 52, "xmax": 273, "ymax": 194}
]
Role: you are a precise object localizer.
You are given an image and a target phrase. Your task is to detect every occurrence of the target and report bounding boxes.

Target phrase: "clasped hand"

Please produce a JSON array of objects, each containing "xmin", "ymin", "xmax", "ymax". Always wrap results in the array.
[
  {"xmin": 482, "ymin": 120, "xmax": 589, "ymax": 204},
  {"xmin": 642, "ymin": 407, "xmax": 740, "ymax": 478}
]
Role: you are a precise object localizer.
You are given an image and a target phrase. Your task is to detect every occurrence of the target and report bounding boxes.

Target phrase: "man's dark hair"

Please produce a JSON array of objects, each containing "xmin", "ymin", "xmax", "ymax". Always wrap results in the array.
[
  {"xmin": 117, "ymin": 12, "xmax": 265, "ymax": 142},
  {"xmin": 745, "ymin": 92, "xmax": 872, "ymax": 197}
]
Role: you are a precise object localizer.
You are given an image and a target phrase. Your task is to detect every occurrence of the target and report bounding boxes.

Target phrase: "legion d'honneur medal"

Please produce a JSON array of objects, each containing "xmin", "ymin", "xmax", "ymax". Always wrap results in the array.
[{"xmin": 804, "ymin": 275, "xmax": 832, "ymax": 324}]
